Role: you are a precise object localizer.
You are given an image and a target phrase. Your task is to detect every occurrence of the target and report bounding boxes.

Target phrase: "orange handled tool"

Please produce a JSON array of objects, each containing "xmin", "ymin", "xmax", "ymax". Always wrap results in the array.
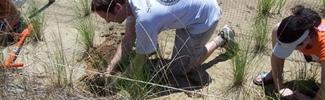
[{"xmin": 3, "ymin": 24, "xmax": 32, "ymax": 68}]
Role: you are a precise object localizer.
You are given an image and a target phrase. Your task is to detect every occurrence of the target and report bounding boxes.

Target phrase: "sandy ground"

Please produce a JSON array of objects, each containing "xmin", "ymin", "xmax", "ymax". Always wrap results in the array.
[{"xmin": 2, "ymin": 0, "xmax": 324, "ymax": 99}]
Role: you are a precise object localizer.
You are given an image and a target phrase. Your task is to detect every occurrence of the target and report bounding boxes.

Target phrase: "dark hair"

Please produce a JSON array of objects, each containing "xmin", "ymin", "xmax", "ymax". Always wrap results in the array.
[
  {"xmin": 91, "ymin": 0, "xmax": 125, "ymax": 14},
  {"xmin": 277, "ymin": 5, "xmax": 321, "ymax": 43}
]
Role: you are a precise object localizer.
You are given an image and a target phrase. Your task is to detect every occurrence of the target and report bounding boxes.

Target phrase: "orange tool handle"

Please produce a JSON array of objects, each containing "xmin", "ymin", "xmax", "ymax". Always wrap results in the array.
[
  {"xmin": 3, "ymin": 24, "xmax": 32, "ymax": 68},
  {"xmin": 3, "ymin": 63, "xmax": 24, "ymax": 68}
]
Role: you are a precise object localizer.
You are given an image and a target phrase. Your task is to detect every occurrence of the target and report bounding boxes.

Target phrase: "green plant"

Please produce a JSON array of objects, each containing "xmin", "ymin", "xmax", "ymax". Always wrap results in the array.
[
  {"xmin": 113, "ymin": 53, "xmax": 157, "ymax": 99},
  {"xmin": 26, "ymin": 0, "xmax": 45, "ymax": 42},
  {"xmin": 224, "ymin": 40, "xmax": 239, "ymax": 60},
  {"xmin": 257, "ymin": 0, "xmax": 276, "ymax": 16},
  {"xmin": 253, "ymin": 16, "xmax": 269, "ymax": 54},
  {"xmin": 73, "ymin": 0, "xmax": 91, "ymax": 18},
  {"xmin": 274, "ymin": 0, "xmax": 287, "ymax": 14},
  {"xmin": 117, "ymin": 65, "xmax": 152, "ymax": 99},
  {"xmin": 43, "ymin": 33, "xmax": 70, "ymax": 88},
  {"xmin": 231, "ymin": 44, "xmax": 251, "ymax": 87},
  {"xmin": 293, "ymin": 60, "xmax": 320, "ymax": 94},
  {"xmin": 75, "ymin": 17, "xmax": 95, "ymax": 52},
  {"xmin": 224, "ymin": 36, "xmax": 252, "ymax": 88}
]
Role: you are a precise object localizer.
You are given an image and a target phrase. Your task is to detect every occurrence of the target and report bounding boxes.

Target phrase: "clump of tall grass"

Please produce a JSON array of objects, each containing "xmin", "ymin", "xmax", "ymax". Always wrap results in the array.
[
  {"xmin": 106, "ymin": 51, "xmax": 159, "ymax": 99},
  {"xmin": 224, "ymin": 35, "xmax": 253, "ymax": 88},
  {"xmin": 117, "ymin": 63, "xmax": 153, "ymax": 99},
  {"xmin": 231, "ymin": 42, "xmax": 252, "ymax": 87},
  {"xmin": 224, "ymin": 35, "xmax": 268, "ymax": 99},
  {"xmin": 75, "ymin": 17, "xmax": 95, "ymax": 53},
  {"xmin": 73, "ymin": 0, "xmax": 95, "ymax": 58},
  {"xmin": 72, "ymin": 0, "xmax": 91, "ymax": 18},
  {"xmin": 291, "ymin": 58, "xmax": 320, "ymax": 96},
  {"xmin": 252, "ymin": 0, "xmax": 276, "ymax": 55},
  {"xmin": 273, "ymin": 0, "xmax": 287, "ymax": 14},
  {"xmin": 25, "ymin": 0, "xmax": 45, "ymax": 42},
  {"xmin": 43, "ymin": 33, "xmax": 70, "ymax": 88},
  {"xmin": 252, "ymin": 16, "xmax": 269, "ymax": 55},
  {"xmin": 257, "ymin": 0, "xmax": 276, "ymax": 16}
]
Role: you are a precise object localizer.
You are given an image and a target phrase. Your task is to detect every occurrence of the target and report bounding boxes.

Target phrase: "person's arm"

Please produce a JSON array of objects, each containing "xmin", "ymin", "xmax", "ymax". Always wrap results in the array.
[
  {"xmin": 315, "ymin": 62, "xmax": 325, "ymax": 100},
  {"xmin": 106, "ymin": 16, "xmax": 136, "ymax": 74}
]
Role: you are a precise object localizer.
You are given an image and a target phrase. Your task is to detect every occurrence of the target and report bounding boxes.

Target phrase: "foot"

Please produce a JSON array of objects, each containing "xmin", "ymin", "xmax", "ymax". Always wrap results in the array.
[{"xmin": 253, "ymin": 72, "xmax": 274, "ymax": 86}]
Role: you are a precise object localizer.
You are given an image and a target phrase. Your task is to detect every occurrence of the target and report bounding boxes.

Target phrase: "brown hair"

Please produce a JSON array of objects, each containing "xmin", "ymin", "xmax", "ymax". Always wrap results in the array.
[{"xmin": 91, "ymin": 0, "xmax": 125, "ymax": 14}]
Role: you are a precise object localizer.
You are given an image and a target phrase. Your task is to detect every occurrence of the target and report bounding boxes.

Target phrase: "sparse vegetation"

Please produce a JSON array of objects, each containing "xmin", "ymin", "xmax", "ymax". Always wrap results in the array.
[
  {"xmin": 274, "ymin": 0, "xmax": 287, "ymax": 14},
  {"xmin": 73, "ymin": 0, "xmax": 95, "ymax": 58},
  {"xmin": 1, "ymin": 0, "xmax": 324, "ymax": 99},
  {"xmin": 73, "ymin": 0, "xmax": 91, "ymax": 18},
  {"xmin": 43, "ymin": 33, "xmax": 70, "ymax": 88},
  {"xmin": 257, "ymin": 0, "xmax": 276, "ymax": 16},
  {"xmin": 228, "ymin": 37, "xmax": 253, "ymax": 88},
  {"xmin": 252, "ymin": 16, "xmax": 269, "ymax": 54},
  {"xmin": 293, "ymin": 59, "xmax": 320, "ymax": 96},
  {"xmin": 25, "ymin": 0, "xmax": 45, "ymax": 42},
  {"xmin": 75, "ymin": 18, "xmax": 95, "ymax": 53}
]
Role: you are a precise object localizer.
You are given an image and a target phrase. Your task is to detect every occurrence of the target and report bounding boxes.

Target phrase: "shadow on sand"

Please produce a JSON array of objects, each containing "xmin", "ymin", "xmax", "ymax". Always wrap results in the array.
[
  {"xmin": 262, "ymin": 79, "xmax": 319, "ymax": 100},
  {"xmin": 148, "ymin": 52, "xmax": 232, "ymax": 98}
]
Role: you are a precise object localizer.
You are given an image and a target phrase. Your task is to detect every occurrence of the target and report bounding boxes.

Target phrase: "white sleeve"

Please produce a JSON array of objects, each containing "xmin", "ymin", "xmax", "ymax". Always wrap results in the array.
[{"xmin": 135, "ymin": 20, "xmax": 158, "ymax": 54}]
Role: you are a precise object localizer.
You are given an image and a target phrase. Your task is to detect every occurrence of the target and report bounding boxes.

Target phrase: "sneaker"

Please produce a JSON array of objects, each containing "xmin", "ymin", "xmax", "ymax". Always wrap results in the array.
[{"xmin": 219, "ymin": 25, "xmax": 235, "ymax": 45}]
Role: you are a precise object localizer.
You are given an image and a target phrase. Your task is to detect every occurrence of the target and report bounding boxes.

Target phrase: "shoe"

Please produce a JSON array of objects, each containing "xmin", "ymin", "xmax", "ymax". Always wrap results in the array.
[
  {"xmin": 219, "ymin": 25, "xmax": 235, "ymax": 44},
  {"xmin": 253, "ymin": 72, "xmax": 274, "ymax": 86}
]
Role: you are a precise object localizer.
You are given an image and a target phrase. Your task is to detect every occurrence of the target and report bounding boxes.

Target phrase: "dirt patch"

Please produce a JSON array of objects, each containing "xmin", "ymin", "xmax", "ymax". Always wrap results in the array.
[{"xmin": 79, "ymin": 33, "xmax": 122, "ymax": 96}]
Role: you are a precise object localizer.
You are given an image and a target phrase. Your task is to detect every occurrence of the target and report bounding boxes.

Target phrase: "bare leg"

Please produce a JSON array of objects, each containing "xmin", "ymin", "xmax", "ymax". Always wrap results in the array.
[
  {"xmin": 194, "ymin": 25, "xmax": 235, "ymax": 68},
  {"xmin": 196, "ymin": 36, "xmax": 225, "ymax": 65}
]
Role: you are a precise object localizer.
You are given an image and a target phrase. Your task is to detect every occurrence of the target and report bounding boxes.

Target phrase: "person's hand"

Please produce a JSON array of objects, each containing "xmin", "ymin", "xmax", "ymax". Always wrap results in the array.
[{"xmin": 106, "ymin": 64, "xmax": 120, "ymax": 75}]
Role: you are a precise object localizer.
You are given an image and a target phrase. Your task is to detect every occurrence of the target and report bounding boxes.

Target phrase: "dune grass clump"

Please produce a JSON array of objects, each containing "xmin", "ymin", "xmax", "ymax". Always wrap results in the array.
[
  {"xmin": 106, "ymin": 50, "xmax": 159, "ymax": 99},
  {"xmin": 274, "ymin": 0, "xmax": 287, "ymax": 14},
  {"xmin": 253, "ymin": 0, "xmax": 277, "ymax": 55},
  {"xmin": 224, "ymin": 35, "xmax": 253, "ymax": 88},
  {"xmin": 25, "ymin": 0, "xmax": 45, "ymax": 42},
  {"xmin": 75, "ymin": 18, "xmax": 95, "ymax": 53},
  {"xmin": 224, "ymin": 38, "xmax": 262, "ymax": 99},
  {"xmin": 43, "ymin": 33, "xmax": 71, "ymax": 88},
  {"xmin": 292, "ymin": 61, "xmax": 320, "ymax": 96},
  {"xmin": 252, "ymin": 16, "xmax": 269, "ymax": 55},
  {"xmin": 230, "ymin": 42, "xmax": 251, "ymax": 87},
  {"xmin": 257, "ymin": 0, "xmax": 276, "ymax": 16},
  {"xmin": 73, "ymin": 0, "xmax": 95, "ymax": 58},
  {"xmin": 73, "ymin": 0, "xmax": 91, "ymax": 18},
  {"xmin": 117, "ymin": 64, "xmax": 153, "ymax": 99}
]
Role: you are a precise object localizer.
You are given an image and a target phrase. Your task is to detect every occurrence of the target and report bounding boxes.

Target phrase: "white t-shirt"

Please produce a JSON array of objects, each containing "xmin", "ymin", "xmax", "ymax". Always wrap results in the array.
[{"xmin": 129, "ymin": 0, "xmax": 222, "ymax": 54}]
